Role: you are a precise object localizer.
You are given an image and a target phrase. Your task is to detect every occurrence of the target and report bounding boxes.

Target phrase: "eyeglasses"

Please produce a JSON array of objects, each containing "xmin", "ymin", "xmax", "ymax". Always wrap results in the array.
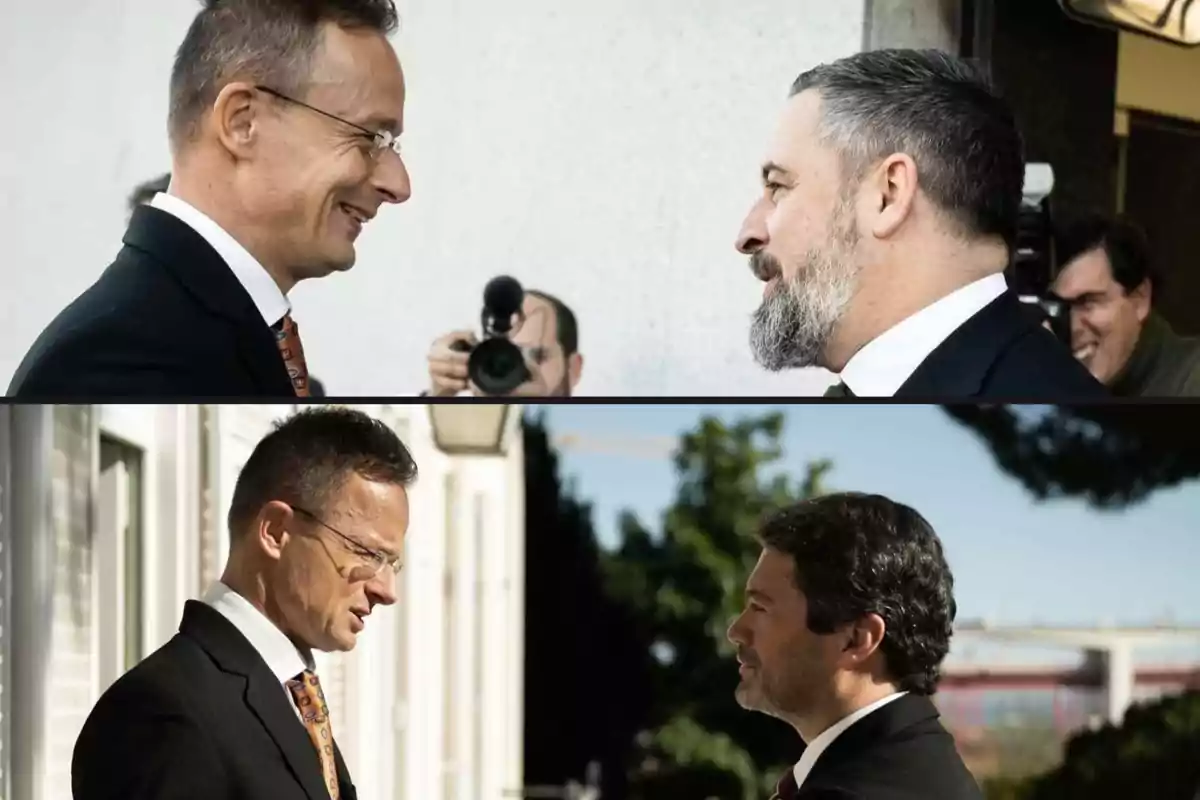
[
  {"xmin": 255, "ymin": 85, "xmax": 402, "ymax": 158},
  {"xmin": 291, "ymin": 505, "xmax": 403, "ymax": 577}
]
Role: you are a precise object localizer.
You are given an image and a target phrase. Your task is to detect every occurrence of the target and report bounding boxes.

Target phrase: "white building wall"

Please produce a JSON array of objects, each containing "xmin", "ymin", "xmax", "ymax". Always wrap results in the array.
[
  {"xmin": 4, "ymin": 403, "xmax": 525, "ymax": 800},
  {"xmin": 0, "ymin": 0, "xmax": 868, "ymax": 396}
]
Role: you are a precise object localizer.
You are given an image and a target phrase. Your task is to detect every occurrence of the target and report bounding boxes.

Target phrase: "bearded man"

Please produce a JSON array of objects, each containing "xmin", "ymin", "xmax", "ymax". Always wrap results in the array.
[{"xmin": 735, "ymin": 48, "xmax": 1105, "ymax": 399}]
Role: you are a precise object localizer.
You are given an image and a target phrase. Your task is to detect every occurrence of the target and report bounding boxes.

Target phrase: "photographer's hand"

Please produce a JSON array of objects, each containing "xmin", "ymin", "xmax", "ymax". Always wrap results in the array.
[{"xmin": 427, "ymin": 330, "xmax": 477, "ymax": 397}]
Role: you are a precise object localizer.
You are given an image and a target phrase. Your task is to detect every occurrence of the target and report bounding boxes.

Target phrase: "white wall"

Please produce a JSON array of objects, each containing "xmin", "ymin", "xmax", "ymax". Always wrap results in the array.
[{"xmin": 0, "ymin": 0, "xmax": 866, "ymax": 396}]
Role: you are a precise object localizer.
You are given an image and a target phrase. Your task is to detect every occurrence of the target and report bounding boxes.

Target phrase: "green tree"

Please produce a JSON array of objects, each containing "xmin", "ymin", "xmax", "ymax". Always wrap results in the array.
[
  {"xmin": 522, "ymin": 411, "xmax": 654, "ymax": 799},
  {"xmin": 1014, "ymin": 690, "xmax": 1200, "ymax": 800},
  {"xmin": 603, "ymin": 412, "xmax": 832, "ymax": 799},
  {"xmin": 944, "ymin": 405, "xmax": 1200, "ymax": 508}
]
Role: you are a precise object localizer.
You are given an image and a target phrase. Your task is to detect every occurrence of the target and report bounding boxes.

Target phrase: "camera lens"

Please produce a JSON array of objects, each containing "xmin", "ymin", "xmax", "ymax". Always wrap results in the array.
[{"xmin": 467, "ymin": 337, "xmax": 530, "ymax": 395}]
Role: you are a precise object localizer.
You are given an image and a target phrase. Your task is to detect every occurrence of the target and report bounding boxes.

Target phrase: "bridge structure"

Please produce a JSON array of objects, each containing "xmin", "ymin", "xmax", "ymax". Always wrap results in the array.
[{"xmin": 939, "ymin": 621, "xmax": 1200, "ymax": 730}]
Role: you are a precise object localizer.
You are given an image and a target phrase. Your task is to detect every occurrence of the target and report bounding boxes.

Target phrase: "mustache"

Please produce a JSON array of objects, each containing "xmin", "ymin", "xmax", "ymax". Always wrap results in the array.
[{"xmin": 749, "ymin": 251, "xmax": 782, "ymax": 283}]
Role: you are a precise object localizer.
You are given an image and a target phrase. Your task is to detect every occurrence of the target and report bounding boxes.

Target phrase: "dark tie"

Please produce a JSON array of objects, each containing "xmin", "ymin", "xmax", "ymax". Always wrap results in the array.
[
  {"xmin": 823, "ymin": 380, "xmax": 855, "ymax": 398},
  {"xmin": 273, "ymin": 314, "xmax": 311, "ymax": 397},
  {"xmin": 771, "ymin": 768, "xmax": 799, "ymax": 800},
  {"xmin": 286, "ymin": 670, "xmax": 340, "ymax": 799}
]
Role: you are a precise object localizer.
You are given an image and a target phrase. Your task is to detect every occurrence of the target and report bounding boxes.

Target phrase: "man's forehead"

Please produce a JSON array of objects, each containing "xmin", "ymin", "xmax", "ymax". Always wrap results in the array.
[
  {"xmin": 747, "ymin": 547, "xmax": 798, "ymax": 592},
  {"xmin": 1055, "ymin": 248, "xmax": 1115, "ymax": 294},
  {"xmin": 764, "ymin": 90, "xmax": 831, "ymax": 179},
  {"xmin": 310, "ymin": 23, "xmax": 405, "ymax": 133}
]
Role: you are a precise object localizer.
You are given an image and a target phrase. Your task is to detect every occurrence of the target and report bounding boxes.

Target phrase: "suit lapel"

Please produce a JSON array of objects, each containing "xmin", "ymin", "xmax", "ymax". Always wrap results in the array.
[
  {"xmin": 179, "ymin": 601, "xmax": 332, "ymax": 800},
  {"xmin": 122, "ymin": 206, "xmax": 296, "ymax": 395},
  {"xmin": 896, "ymin": 292, "xmax": 1041, "ymax": 398}
]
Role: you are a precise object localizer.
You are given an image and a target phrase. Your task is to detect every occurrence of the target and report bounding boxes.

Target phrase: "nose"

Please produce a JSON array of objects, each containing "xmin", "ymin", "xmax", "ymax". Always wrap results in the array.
[
  {"xmin": 727, "ymin": 611, "xmax": 749, "ymax": 646},
  {"xmin": 373, "ymin": 150, "xmax": 412, "ymax": 205},
  {"xmin": 366, "ymin": 569, "xmax": 399, "ymax": 607},
  {"xmin": 736, "ymin": 198, "xmax": 769, "ymax": 255}
]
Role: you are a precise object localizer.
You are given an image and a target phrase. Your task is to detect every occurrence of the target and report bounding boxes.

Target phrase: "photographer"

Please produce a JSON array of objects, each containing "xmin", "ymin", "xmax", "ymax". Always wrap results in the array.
[
  {"xmin": 1052, "ymin": 212, "xmax": 1200, "ymax": 396},
  {"xmin": 426, "ymin": 289, "xmax": 583, "ymax": 397}
]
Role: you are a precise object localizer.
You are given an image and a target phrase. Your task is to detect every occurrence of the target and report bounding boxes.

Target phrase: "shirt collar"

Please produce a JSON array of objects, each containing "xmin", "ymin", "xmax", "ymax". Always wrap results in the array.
[
  {"xmin": 840, "ymin": 273, "xmax": 1009, "ymax": 397},
  {"xmin": 793, "ymin": 691, "xmax": 907, "ymax": 789},
  {"xmin": 202, "ymin": 581, "xmax": 314, "ymax": 683},
  {"xmin": 149, "ymin": 192, "xmax": 291, "ymax": 328}
]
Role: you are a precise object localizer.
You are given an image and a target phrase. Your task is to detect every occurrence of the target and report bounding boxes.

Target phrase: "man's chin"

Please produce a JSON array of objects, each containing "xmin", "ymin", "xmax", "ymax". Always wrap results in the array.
[{"xmin": 734, "ymin": 681, "xmax": 764, "ymax": 711}]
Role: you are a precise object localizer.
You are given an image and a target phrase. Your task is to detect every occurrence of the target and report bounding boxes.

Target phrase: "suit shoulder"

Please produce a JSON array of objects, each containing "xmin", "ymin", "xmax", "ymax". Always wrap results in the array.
[
  {"xmin": 89, "ymin": 634, "xmax": 231, "ymax": 732},
  {"xmin": 990, "ymin": 328, "xmax": 1108, "ymax": 397}
]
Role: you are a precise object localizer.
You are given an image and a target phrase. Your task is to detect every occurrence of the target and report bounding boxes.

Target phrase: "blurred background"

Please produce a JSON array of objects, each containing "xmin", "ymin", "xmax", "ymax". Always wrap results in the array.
[
  {"xmin": 1, "ymin": 403, "xmax": 1196, "ymax": 800},
  {"xmin": 4, "ymin": 0, "xmax": 1200, "ymax": 395}
]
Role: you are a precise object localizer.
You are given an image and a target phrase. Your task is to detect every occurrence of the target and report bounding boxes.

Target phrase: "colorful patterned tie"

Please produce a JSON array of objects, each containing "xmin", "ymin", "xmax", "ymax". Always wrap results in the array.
[
  {"xmin": 286, "ymin": 670, "xmax": 340, "ymax": 800},
  {"xmin": 274, "ymin": 314, "xmax": 311, "ymax": 397}
]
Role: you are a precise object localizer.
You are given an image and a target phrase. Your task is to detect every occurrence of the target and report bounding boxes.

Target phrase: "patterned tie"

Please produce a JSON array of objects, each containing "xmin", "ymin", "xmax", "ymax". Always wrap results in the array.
[
  {"xmin": 771, "ymin": 768, "xmax": 799, "ymax": 800},
  {"xmin": 274, "ymin": 314, "xmax": 311, "ymax": 397},
  {"xmin": 286, "ymin": 670, "xmax": 341, "ymax": 800}
]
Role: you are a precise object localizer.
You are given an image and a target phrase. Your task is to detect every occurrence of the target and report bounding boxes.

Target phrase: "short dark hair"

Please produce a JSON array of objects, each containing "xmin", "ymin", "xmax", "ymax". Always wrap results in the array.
[
  {"xmin": 1055, "ymin": 211, "xmax": 1156, "ymax": 295},
  {"xmin": 526, "ymin": 289, "xmax": 579, "ymax": 356},
  {"xmin": 169, "ymin": 0, "xmax": 399, "ymax": 146},
  {"xmin": 128, "ymin": 173, "xmax": 171, "ymax": 213},
  {"xmin": 227, "ymin": 406, "xmax": 417, "ymax": 537},
  {"xmin": 791, "ymin": 48, "xmax": 1025, "ymax": 251},
  {"xmin": 758, "ymin": 492, "xmax": 956, "ymax": 695}
]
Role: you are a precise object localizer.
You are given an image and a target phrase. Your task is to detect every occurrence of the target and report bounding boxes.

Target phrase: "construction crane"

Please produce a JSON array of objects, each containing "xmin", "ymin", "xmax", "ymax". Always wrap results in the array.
[{"xmin": 551, "ymin": 432, "xmax": 676, "ymax": 460}]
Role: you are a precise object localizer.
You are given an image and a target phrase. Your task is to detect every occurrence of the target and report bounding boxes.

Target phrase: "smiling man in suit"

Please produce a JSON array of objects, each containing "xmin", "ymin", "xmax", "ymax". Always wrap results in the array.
[
  {"xmin": 9, "ymin": 0, "xmax": 411, "ymax": 399},
  {"xmin": 72, "ymin": 407, "xmax": 416, "ymax": 800},
  {"xmin": 736, "ymin": 48, "xmax": 1105, "ymax": 399},
  {"xmin": 728, "ymin": 493, "xmax": 981, "ymax": 800}
]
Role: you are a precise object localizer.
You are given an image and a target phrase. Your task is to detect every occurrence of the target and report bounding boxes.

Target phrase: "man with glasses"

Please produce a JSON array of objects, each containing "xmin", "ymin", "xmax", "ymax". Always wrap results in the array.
[
  {"xmin": 9, "ymin": 0, "xmax": 410, "ymax": 399},
  {"xmin": 72, "ymin": 406, "xmax": 416, "ymax": 800}
]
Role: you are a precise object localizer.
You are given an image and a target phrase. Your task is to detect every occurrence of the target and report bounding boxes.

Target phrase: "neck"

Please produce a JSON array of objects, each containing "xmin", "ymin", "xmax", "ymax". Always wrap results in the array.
[
  {"xmin": 169, "ymin": 160, "xmax": 298, "ymax": 295},
  {"xmin": 822, "ymin": 237, "xmax": 1008, "ymax": 372},
  {"xmin": 219, "ymin": 557, "xmax": 310, "ymax": 656},
  {"xmin": 792, "ymin": 680, "xmax": 899, "ymax": 745}
]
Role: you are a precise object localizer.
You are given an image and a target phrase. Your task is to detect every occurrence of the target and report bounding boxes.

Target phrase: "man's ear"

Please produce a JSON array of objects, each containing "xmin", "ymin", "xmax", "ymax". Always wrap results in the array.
[
  {"xmin": 1130, "ymin": 278, "xmax": 1152, "ymax": 323},
  {"xmin": 211, "ymin": 81, "xmax": 263, "ymax": 159},
  {"xmin": 252, "ymin": 500, "xmax": 295, "ymax": 561},
  {"xmin": 866, "ymin": 154, "xmax": 920, "ymax": 240},
  {"xmin": 567, "ymin": 352, "xmax": 584, "ymax": 390},
  {"xmin": 839, "ymin": 613, "xmax": 887, "ymax": 667}
]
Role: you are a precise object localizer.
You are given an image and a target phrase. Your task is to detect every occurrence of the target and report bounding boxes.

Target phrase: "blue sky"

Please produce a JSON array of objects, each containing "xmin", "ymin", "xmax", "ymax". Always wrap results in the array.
[{"xmin": 534, "ymin": 404, "xmax": 1200, "ymax": 668}]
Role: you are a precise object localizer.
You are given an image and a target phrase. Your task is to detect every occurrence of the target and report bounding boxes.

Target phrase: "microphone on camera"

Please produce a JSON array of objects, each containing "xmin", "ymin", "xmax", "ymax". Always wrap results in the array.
[{"xmin": 482, "ymin": 276, "xmax": 525, "ymax": 335}]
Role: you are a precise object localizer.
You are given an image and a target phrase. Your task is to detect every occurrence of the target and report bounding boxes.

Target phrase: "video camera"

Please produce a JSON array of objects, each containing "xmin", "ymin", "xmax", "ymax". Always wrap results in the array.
[
  {"xmin": 450, "ymin": 275, "xmax": 532, "ymax": 395},
  {"xmin": 1008, "ymin": 162, "xmax": 1072, "ymax": 345}
]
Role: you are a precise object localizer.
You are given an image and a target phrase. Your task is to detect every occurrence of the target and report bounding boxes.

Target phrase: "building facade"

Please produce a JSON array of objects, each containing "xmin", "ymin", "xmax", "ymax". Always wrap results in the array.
[{"xmin": 0, "ymin": 403, "xmax": 525, "ymax": 800}]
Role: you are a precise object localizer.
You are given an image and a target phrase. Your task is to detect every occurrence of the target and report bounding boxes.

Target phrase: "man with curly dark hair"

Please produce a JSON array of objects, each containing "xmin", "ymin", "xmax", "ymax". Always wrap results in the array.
[{"xmin": 728, "ymin": 492, "xmax": 981, "ymax": 799}]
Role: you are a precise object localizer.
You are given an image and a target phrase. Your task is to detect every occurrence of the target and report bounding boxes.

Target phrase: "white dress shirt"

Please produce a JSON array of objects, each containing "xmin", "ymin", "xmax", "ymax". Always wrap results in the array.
[
  {"xmin": 149, "ymin": 192, "xmax": 290, "ymax": 328},
  {"xmin": 792, "ymin": 691, "xmax": 907, "ymax": 790},
  {"xmin": 202, "ymin": 581, "xmax": 315, "ymax": 723},
  {"xmin": 839, "ymin": 273, "xmax": 1009, "ymax": 397}
]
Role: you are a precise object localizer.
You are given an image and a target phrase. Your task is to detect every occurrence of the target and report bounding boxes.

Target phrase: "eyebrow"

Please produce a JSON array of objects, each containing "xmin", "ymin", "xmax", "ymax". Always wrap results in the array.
[
  {"xmin": 761, "ymin": 162, "xmax": 794, "ymax": 183},
  {"xmin": 361, "ymin": 114, "xmax": 402, "ymax": 135},
  {"xmin": 746, "ymin": 588, "xmax": 773, "ymax": 605}
]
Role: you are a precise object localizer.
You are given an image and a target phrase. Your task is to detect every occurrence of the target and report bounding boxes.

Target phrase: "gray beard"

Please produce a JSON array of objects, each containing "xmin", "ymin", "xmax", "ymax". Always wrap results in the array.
[{"xmin": 749, "ymin": 226, "xmax": 859, "ymax": 372}]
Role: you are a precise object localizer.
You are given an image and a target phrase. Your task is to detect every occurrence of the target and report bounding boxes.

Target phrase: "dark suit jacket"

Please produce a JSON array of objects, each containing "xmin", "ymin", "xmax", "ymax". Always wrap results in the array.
[
  {"xmin": 894, "ymin": 291, "xmax": 1107, "ymax": 400},
  {"xmin": 72, "ymin": 601, "xmax": 357, "ymax": 800},
  {"xmin": 8, "ymin": 206, "xmax": 298, "ymax": 399},
  {"xmin": 771, "ymin": 694, "xmax": 981, "ymax": 800}
]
